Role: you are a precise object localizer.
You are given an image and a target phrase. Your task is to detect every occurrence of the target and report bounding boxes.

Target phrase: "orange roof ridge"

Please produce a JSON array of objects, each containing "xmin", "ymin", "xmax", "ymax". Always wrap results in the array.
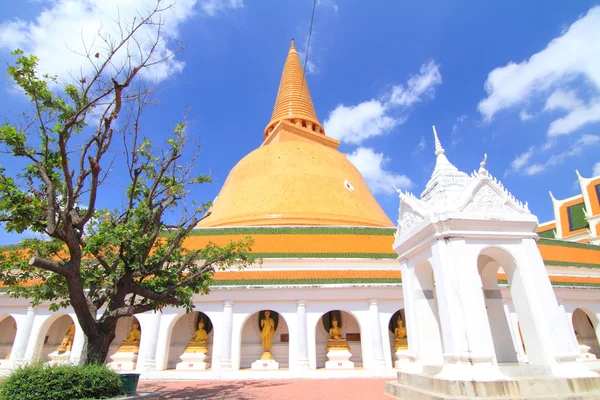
[{"xmin": 264, "ymin": 39, "xmax": 324, "ymax": 139}]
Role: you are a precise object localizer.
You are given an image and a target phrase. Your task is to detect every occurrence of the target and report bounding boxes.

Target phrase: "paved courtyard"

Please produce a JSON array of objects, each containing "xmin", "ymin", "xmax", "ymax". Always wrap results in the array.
[{"xmin": 139, "ymin": 378, "xmax": 392, "ymax": 399}]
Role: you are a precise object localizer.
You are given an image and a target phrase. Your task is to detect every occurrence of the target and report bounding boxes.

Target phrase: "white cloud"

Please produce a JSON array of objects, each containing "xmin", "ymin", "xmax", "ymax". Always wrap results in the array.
[
  {"xmin": 412, "ymin": 136, "xmax": 426, "ymax": 155},
  {"xmin": 593, "ymin": 162, "xmax": 600, "ymax": 176},
  {"xmin": 317, "ymin": 0, "xmax": 338, "ymax": 13},
  {"xmin": 547, "ymin": 98, "xmax": 600, "ymax": 136},
  {"xmin": 520, "ymin": 134, "xmax": 600, "ymax": 175},
  {"xmin": 544, "ymin": 89, "xmax": 583, "ymax": 111},
  {"xmin": 297, "ymin": 31, "xmax": 319, "ymax": 75},
  {"xmin": 325, "ymin": 60, "xmax": 441, "ymax": 144},
  {"xmin": 519, "ymin": 110, "xmax": 533, "ymax": 121},
  {"xmin": 451, "ymin": 114, "xmax": 467, "ymax": 134},
  {"xmin": 511, "ymin": 147, "xmax": 534, "ymax": 170},
  {"xmin": 346, "ymin": 147, "xmax": 412, "ymax": 194},
  {"xmin": 0, "ymin": 0, "xmax": 243, "ymax": 84},
  {"xmin": 524, "ymin": 164, "xmax": 545, "ymax": 176},
  {"xmin": 478, "ymin": 6, "xmax": 600, "ymax": 122},
  {"xmin": 200, "ymin": 0, "xmax": 243, "ymax": 16},
  {"xmin": 389, "ymin": 61, "xmax": 442, "ymax": 107},
  {"xmin": 324, "ymin": 100, "xmax": 399, "ymax": 145}
]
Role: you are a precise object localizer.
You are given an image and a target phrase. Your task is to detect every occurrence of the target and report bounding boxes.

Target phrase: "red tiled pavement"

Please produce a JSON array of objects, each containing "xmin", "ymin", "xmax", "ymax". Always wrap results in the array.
[{"xmin": 139, "ymin": 378, "xmax": 392, "ymax": 400}]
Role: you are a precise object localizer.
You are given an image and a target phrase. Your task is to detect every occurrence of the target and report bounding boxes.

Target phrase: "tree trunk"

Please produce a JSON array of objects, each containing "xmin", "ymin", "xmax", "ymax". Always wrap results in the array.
[{"xmin": 85, "ymin": 328, "xmax": 116, "ymax": 365}]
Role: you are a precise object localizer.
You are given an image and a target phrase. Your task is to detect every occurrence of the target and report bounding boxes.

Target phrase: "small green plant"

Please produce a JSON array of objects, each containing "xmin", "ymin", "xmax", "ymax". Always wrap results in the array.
[{"xmin": 0, "ymin": 364, "xmax": 124, "ymax": 400}]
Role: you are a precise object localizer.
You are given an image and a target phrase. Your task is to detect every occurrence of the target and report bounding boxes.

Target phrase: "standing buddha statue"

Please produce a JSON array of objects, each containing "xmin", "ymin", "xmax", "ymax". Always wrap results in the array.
[{"xmin": 260, "ymin": 310, "xmax": 275, "ymax": 360}]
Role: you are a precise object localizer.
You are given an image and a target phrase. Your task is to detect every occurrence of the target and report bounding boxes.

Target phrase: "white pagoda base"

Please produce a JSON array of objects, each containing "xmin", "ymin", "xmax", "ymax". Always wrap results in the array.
[
  {"xmin": 176, "ymin": 351, "xmax": 210, "ymax": 370},
  {"xmin": 107, "ymin": 351, "xmax": 138, "ymax": 371},
  {"xmin": 577, "ymin": 344, "xmax": 597, "ymax": 361},
  {"xmin": 394, "ymin": 349, "xmax": 417, "ymax": 370},
  {"xmin": 46, "ymin": 351, "xmax": 71, "ymax": 366},
  {"xmin": 325, "ymin": 349, "xmax": 354, "ymax": 369},
  {"xmin": 251, "ymin": 359, "xmax": 279, "ymax": 370},
  {"xmin": 386, "ymin": 367, "xmax": 600, "ymax": 400},
  {"xmin": 0, "ymin": 359, "xmax": 12, "ymax": 370}
]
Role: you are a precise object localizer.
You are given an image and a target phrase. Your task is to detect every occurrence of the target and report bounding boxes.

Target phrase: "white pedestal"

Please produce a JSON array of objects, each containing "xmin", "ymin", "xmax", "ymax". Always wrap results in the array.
[
  {"xmin": 107, "ymin": 351, "xmax": 138, "ymax": 371},
  {"xmin": 47, "ymin": 351, "xmax": 71, "ymax": 366},
  {"xmin": 251, "ymin": 359, "xmax": 280, "ymax": 370},
  {"xmin": 578, "ymin": 344, "xmax": 597, "ymax": 361},
  {"xmin": 0, "ymin": 359, "xmax": 12, "ymax": 370},
  {"xmin": 394, "ymin": 349, "xmax": 418, "ymax": 369},
  {"xmin": 325, "ymin": 349, "xmax": 354, "ymax": 369},
  {"xmin": 176, "ymin": 351, "xmax": 210, "ymax": 370}
]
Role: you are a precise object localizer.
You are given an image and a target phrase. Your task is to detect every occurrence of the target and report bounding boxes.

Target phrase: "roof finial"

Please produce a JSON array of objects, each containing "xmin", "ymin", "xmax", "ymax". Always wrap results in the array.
[
  {"xmin": 432, "ymin": 125, "xmax": 445, "ymax": 156},
  {"xmin": 478, "ymin": 153, "xmax": 488, "ymax": 176},
  {"xmin": 290, "ymin": 38, "xmax": 295, "ymax": 48}
]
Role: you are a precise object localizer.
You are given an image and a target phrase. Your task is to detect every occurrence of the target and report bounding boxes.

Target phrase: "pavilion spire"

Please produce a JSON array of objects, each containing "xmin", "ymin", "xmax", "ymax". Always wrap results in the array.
[{"xmin": 264, "ymin": 39, "xmax": 324, "ymax": 139}]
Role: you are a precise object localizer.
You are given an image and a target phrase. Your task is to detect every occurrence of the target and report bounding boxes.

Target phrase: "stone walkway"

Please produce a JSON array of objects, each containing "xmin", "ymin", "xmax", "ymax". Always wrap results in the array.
[{"xmin": 139, "ymin": 378, "xmax": 392, "ymax": 399}]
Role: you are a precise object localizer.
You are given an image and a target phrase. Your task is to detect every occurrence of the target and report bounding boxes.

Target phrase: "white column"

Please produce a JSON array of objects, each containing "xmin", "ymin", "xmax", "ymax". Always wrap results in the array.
[
  {"xmin": 69, "ymin": 319, "xmax": 86, "ymax": 365},
  {"xmin": 296, "ymin": 300, "xmax": 310, "ymax": 370},
  {"xmin": 138, "ymin": 311, "xmax": 162, "ymax": 371},
  {"xmin": 220, "ymin": 300, "xmax": 234, "ymax": 371},
  {"xmin": 368, "ymin": 299, "xmax": 387, "ymax": 369},
  {"xmin": 9, "ymin": 307, "xmax": 36, "ymax": 365},
  {"xmin": 431, "ymin": 239, "xmax": 502, "ymax": 380}
]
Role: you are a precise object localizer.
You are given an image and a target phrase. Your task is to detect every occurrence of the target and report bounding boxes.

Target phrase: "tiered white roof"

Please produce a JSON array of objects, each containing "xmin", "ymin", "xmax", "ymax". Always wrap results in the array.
[{"xmin": 395, "ymin": 126, "xmax": 531, "ymax": 237}]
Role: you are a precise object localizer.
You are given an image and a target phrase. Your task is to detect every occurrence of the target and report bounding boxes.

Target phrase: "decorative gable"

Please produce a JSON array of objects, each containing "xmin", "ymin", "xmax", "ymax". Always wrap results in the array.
[{"xmin": 461, "ymin": 181, "xmax": 527, "ymax": 216}]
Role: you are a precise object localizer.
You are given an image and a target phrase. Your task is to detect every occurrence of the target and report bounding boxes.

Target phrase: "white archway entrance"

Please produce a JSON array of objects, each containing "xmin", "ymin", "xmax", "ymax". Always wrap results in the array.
[
  {"xmin": 572, "ymin": 308, "xmax": 600, "ymax": 358},
  {"xmin": 240, "ymin": 310, "xmax": 289, "ymax": 369},
  {"xmin": 315, "ymin": 310, "xmax": 362, "ymax": 368},
  {"xmin": 478, "ymin": 253, "xmax": 519, "ymax": 363},
  {"xmin": 167, "ymin": 311, "xmax": 214, "ymax": 370},
  {"xmin": 36, "ymin": 314, "xmax": 74, "ymax": 362},
  {"xmin": 0, "ymin": 315, "xmax": 17, "ymax": 366},
  {"xmin": 106, "ymin": 316, "xmax": 141, "ymax": 369}
]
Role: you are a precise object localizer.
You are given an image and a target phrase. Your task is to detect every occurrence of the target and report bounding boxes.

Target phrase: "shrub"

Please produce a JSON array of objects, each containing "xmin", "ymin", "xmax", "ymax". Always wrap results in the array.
[{"xmin": 0, "ymin": 363, "xmax": 124, "ymax": 400}]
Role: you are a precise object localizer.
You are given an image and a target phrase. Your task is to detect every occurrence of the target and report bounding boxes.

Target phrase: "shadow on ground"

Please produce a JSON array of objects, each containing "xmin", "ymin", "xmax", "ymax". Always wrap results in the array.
[{"xmin": 140, "ymin": 381, "xmax": 289, "ymax": 400}]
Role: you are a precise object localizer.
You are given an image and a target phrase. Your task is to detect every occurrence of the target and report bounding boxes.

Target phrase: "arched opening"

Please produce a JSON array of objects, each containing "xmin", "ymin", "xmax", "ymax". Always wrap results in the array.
[
  {"xmin": 167, "ymin": 311, "xmax": 214, "ymax": 370},
  {"xmin": 477, "ymin": 246, "xmax": 556, "ymax": 364},
  {"xmin": 240, "ymin": 310, "xmax": 289, "ymax": 369},
  {"xmin": 388, "ymin": 309, "xmax": 407, "ymax": 365},
  {"xmin": 38, "ymin": 314, "xmax": 74, "ymax": 362},
  {"xmin": 478, "ymin": 254, "xmax": 519, "ymax": 363},
  {"xmin": 0, "ymin": 316, "xmax": 17, "ymax": 367},
  {"xmin": 413, "ymin": 260, "xmax": 443, "ymax": 365},
  {"xmin": 572, "ymin": 308, "xmax": 600, "ymax": 358},
  {"xmin": 106, "ymin": 316, "xmax": 141, "ymax": 370},
  {"xmin": 315, "ymin": 310, "xmax": 362, "ymax": 368}
]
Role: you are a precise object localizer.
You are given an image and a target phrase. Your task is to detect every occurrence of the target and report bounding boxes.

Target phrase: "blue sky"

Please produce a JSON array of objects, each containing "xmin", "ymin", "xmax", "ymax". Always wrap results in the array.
[{"xmin": 1, "ymin": 0, "xmax": 599, "ymax": 244}]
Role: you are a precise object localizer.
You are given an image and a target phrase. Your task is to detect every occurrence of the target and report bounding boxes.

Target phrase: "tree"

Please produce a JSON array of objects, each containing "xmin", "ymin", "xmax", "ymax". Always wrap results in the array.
[{"xmin": 0, "ymin": 1, "xmax": 254, "ymax": 364}]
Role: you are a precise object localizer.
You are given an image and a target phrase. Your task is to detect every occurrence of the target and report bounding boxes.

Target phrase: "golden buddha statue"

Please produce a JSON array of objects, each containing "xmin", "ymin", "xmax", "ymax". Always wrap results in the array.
[
  {"xmin": 183, "ymin": 319, "xmax": 209, "ymax": 354},
  {"xmin": 393, "ymin": 314, "xmax": 408, "ymax": 352},
  {"xmin": 326, "ymin": 316, "xmax": 350, "ymax": 351},
  {"xmin": 260, "ymin": 310, "xmax": 275, "ymax": 360},
  {"xmin": 116, "ymin": 321, "xmax": 141, "ymax": 353},
  {"xmin": 57, "ymin": 322, "xmax": 76, "ymax": 353},
  {"xmin": 575, "ymin": 330, "xmax": 585, "ymax": 345}
]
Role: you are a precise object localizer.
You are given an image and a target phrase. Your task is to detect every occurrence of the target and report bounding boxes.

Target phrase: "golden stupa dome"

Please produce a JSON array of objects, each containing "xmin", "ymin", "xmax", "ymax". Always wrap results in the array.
[{"xmin": 197, "ymin": 41, "xmax": 393, "ymax": 228}]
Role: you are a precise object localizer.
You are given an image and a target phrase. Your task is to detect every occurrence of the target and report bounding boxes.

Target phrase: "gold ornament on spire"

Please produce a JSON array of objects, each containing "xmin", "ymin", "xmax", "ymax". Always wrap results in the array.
[{"xmin": 264, "ymin": 39, "xmax": 324, "ymax": 138}]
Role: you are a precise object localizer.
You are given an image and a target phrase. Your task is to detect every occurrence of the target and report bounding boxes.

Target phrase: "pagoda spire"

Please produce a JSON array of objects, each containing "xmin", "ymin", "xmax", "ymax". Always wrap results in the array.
[
  {"xmin": 431, "ymin": 125, "xmax": 457, "ymax": 173},
  {"xmin": 264, "ymin": 39, "xmax": 324, "ymax": 138}
]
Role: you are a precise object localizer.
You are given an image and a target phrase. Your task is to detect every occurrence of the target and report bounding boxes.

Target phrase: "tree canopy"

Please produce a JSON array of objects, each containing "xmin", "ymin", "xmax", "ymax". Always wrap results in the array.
[{"xmin": 0, "ymin": 1, "xmax": 255, "ymax": 364}]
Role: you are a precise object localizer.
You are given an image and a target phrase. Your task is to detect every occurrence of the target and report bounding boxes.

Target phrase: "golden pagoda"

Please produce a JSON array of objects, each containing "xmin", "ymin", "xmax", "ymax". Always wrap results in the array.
[{"xmin": 198, "ymin": 40, "xmax": 393, "ymax": 228}]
